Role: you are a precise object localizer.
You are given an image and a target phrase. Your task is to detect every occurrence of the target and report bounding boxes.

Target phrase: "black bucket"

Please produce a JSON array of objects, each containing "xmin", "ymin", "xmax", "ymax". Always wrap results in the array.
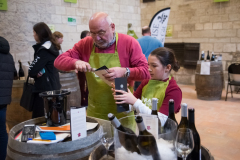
[{"xmin": 39, "ymin": 90, "xmax": 71, "ymax": 126}]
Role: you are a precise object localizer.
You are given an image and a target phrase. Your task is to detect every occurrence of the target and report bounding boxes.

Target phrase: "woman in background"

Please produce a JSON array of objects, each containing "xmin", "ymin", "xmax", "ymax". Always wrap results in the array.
[
  {"xmin": 53, "ymin": 31, "xmax": 63, "ymax": 54},
  {"xmin": 29, "ymin": 22, "xmax": 61, "ymax": 118}
]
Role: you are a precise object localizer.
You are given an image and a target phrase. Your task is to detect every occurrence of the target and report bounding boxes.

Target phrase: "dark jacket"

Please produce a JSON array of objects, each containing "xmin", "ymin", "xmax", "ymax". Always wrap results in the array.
[
  {"xmin": 29, "ymin": 41, "xmax": 61, "ymax": 93},
  {"xmin": 0, "ymin": 37, "xmax": 15, "ymax": 105}
]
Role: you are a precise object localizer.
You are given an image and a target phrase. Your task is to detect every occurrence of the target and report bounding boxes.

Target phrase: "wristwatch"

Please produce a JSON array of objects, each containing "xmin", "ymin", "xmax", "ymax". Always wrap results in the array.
[{"xmin": 124, "ymin": 68, "xmax": 130, "ymax": 78}]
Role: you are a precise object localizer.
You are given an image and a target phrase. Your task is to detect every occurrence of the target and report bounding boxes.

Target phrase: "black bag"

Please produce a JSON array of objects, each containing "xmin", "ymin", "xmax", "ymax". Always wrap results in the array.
[{"xmin": 20, "ymin": 76, "xmax": 34, "ymax": 111}]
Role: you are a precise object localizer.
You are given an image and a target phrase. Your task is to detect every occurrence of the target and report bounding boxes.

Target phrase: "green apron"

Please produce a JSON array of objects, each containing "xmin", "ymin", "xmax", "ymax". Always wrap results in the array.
[
  {"xmin": 85, "ymin": 33, "xmax": 134, "ymax": 129},
  {"xmin": 141, "ymin": 76, "xmax": 172, "ymax": 110}
]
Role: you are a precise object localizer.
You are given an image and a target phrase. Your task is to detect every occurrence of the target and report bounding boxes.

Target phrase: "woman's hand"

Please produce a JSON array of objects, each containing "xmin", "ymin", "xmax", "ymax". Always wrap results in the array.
[
  {"xmin": 37, "ymin": 72, "xmax": 43, "ymax": 78},
  {"xmin": 114, "ymin": 89, "xmax": 137, "ymax": 105}
]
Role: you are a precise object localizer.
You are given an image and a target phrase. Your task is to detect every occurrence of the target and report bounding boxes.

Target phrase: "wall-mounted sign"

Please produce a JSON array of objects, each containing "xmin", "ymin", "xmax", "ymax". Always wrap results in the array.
[
  {"xmin": 214, "ymin": 0, "xmax": 229, "ymax": 2},
  {"xmin": 64, "ymin": 0, "xmax": 77, "ymax": 3},
  {"xmin": 0, "ymin": 0, "xmax": 8, "ymax": 11},
  {"xmin": 149, "ymin": 7, "xmax": 171, "ymax": 46},
  {"xmin": 166, "ymin": 25, "xmax": 173, "ymax": 38},
  {"xmin": 68, "ymin": 17, "xmax": 76, "ymax": 26},
  {"xmin": 47, "ymin": 24, "xmax": 55, "ymax": 33}
]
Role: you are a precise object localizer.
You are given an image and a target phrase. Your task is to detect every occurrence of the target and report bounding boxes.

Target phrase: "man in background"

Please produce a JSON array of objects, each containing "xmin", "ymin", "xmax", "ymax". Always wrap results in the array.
[{"xmin": 134, "ymin": 26, "xmax": 163, "ymax": 90}]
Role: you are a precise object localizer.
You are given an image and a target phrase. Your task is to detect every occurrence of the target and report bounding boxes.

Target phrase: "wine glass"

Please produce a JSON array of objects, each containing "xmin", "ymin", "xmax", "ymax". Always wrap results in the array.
[
  {"xmin": 99, "ymin": 127, "xmax": 114, "ymax": 158},
  {"xmin": 175, "ymin": 128, "xmax": 194, "ymax": 160}
]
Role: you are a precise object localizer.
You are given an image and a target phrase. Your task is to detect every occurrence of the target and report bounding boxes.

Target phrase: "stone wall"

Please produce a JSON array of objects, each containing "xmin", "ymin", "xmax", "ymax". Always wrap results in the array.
[
  {"xmin": 141, "ymin": 0, "xmax": 240, "ymax": 85},
  {"xmin": 0, "ymin": 0, "xmax": 141, "ymax": 70}
]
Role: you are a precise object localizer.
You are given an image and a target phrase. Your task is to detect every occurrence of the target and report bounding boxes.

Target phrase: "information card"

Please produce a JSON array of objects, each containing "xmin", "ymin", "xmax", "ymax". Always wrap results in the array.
[
  {"xmin": 70, "ymin": 107, "xmax": 87, "ymax": 141},
  {"xmin": 139, "ymin": 114, "xmax": 158, "ymax": 139}
]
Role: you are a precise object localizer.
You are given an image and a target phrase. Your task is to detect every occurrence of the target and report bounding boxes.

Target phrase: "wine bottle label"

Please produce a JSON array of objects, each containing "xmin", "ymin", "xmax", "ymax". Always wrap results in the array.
[{"xmin": 20, "ymin": 77, "xmax": 25, "ymax": 80}]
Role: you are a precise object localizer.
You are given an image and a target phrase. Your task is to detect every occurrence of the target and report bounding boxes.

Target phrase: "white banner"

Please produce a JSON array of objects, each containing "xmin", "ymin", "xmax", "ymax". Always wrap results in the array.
[{"xmin": 149, "ymin": 8, "xmax": 171, "ymax": 46}]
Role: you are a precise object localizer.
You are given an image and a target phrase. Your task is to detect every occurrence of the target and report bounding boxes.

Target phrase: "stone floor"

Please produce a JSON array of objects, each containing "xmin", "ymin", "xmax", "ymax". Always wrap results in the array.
[{"xmin": 176, "ymin": 84, "xmax": 240, "ymax": 160}]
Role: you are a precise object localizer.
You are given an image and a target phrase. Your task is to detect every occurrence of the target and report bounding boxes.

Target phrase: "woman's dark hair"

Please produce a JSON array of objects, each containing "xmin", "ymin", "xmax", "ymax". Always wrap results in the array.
[
  {"xmin": 150, "ymin": 47, "xmax": 180, "ymax": 72},
  {"xmin": 80, "ymin": 30, "xmax": 90, "ymax": 39},
  {"xmin": 33, "ymin": 22, "xmax": 61, "ymax": 50}
]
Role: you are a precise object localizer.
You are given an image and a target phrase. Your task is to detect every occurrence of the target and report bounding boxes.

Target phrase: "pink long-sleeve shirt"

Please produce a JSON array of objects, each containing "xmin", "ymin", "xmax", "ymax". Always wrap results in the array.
[{"xmin": 54, "ymin": 33, "xmax": 150, "ymax": 87}]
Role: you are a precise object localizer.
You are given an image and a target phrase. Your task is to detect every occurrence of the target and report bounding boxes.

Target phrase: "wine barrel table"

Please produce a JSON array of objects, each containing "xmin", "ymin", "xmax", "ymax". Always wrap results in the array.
[
  {"xmin": 59, "ymin": 71, "xmax": 81, "ymax": 119},
  {"xmin": 6, "ymin": 80, "xmax": 32, "ymax": 131},
  {"xmin": 89, "ymin": 145, "xmax": 214, "ymax": 160},
  {"xmin": 195, "ymin": 61, "xmax": 224, "ymax": 100},
  {"xmin": 6, "ymin": 116, "xmax": 101, "ymax": 160}
]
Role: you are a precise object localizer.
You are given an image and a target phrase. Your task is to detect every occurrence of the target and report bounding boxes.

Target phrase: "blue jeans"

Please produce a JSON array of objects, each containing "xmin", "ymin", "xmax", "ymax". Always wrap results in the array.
[{"xmin": 0, "ymin": 105, "xmax": 8, "ymax": 160}]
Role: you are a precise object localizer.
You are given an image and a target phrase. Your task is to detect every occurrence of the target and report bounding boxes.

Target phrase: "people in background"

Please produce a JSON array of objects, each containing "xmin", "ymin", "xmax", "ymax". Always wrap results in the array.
[
  {"xmin": 113, "ymin": 47, "xmax": 181, "ymax": 117},
  {"xmin": 78, "ymin": 30, "xmax": 90, "ymax": 107},
  {"xmin": 53, "ymin": 31, "xmax": 64, "ymax": 54},
  {"xmin": 80, "ymin": 30, "xmax": 90, "ymax": 39},
  {"xmin": 29, "ymin": 22, "xmax": 61, "ymax": 119},
  {"xmin": 0, "ymin": 36, "xmax": 16, "ymax": 159},
  {"xmin": 127, "ymin": 23, "xmax": 138, "ymax": 39},
  {"xmin": 134, "ymin": 26, "xmax": 163, "ymax": 91},
  {"xmin": 54, "ymin": 12, "xmax": 150, "ymax": 128}
]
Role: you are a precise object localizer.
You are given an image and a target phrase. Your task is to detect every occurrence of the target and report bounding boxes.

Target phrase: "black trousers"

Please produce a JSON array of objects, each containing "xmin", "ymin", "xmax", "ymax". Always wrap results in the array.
[{"xmin": 32, "ymin": 93, "xmax": 45, "ymax": 119}]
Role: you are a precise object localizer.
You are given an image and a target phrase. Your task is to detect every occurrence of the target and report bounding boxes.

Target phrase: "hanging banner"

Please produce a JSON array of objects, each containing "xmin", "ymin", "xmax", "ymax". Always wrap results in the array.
[
  {"xmin": 0, "ymin": 0, "xmax": 8, "ymax": 11},
  {"xmin": 149, "ymin": 7, "xmax": 171, "ymax": 46}
]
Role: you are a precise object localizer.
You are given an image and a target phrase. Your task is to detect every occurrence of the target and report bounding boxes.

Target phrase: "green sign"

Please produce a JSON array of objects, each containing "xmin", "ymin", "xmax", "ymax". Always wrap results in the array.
[
  {"xmin": 166, "ymin": 25, "xmax": 173, "ymax": 37},
  {"xmin": 64, "ymin": 0, "xmax": 77, "ymax": 3},
  {"xmin": 214, "ymin": 0, "xmax": 229, "ymax": 2},
  {"xmin": 47, "ymin": 24, "xmax": 55, "ymax": 33},
  {"xmin": 0, "ymin": 0, "xmax": 7, "ymax": 11},
  {"xmin": 68, "ymin": 17, "xmax": 76, "ymax": 25}
]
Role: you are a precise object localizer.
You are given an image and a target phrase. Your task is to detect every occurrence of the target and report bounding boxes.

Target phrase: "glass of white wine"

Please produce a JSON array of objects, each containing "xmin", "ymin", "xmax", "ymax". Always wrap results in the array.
[{"xmin": 175, "ymin": 128, "xmax": 194, "ymax": 160}]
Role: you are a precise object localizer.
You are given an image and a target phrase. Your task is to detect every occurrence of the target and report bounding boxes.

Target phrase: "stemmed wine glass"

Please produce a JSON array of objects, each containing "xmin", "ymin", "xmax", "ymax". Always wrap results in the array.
[
  {"xmin": 99, "ymin": 127, "xmax": 114, "ymax": 158},
  {"xmin": 175, "ymin": 128, "xmax": 194, "ymax": 160}
]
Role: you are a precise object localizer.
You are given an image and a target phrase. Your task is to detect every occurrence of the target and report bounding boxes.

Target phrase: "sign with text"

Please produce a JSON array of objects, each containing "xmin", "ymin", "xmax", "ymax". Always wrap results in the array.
[
  {"xmin": 68, "ymin": 17, "xmax": 77, "ymax": 25},
  {"xmin": 166, "ymin": 25, "xmax": 173, "ymax": 38},
  {"xmin": 47, "ymin": 24, "xmax": 55, "ymax": 33},
  {"xmin": 70, "ymin": 107, "xmax": 87, "ymax": 141},
  {"xmin": 149, "ymin": 7, "xmax": 171, "ymax": 46},
  {"xmin": 0, "ymin": 0, "xmax": 7, "ymax": 11}
]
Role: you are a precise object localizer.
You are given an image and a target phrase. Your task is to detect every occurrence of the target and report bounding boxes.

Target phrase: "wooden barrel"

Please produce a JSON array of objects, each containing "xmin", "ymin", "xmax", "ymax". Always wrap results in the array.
[
  {"xmin": 59, "ymin": 71, "xmax": 81, "ymax": 119},
  {"xmin": 6, "ymin": 80, "xmax": 32, "ymax": 131},
  {"xmin": 6, "ymin": 116, "xmax": 101, "ymax": 160},
  {"xmin": 89, "ymin": 145, "xmax": 214, "ymax": 160},
  {"xmin": 195, "ymin": 61, "xmax": 223, "ymax": 100}
]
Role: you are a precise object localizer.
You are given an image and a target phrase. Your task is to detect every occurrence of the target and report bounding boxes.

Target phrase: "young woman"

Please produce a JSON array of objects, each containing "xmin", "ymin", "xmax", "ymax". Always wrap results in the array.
[
  {"xmin": 113, "ymin": 47, "xmax": 182, "ymax": 117},
  {"xmin": 53, "ymin": 31, "xmax": 63, "ymax": 54},
  {"xmin": 29, "ymin": 22, "xmax": 61, "ymax": 118}
]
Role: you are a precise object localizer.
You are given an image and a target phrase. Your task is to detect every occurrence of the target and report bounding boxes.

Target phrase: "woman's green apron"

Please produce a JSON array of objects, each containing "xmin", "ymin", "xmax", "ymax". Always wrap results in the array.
[
  {"xmin": 141, "ymin": 77, "xmax": 172, "ymax": 110},
  {"xmin": 85, "ymin": 33, "xmax": 134, "ymax": 129}
]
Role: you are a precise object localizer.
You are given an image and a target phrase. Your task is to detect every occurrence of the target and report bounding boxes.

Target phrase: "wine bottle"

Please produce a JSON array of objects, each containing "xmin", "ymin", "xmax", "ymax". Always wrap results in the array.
[
  {"xmin": 18, "ymin": 60, "xmax": 25, "ymax": 80},
  {"xmin": 135, "ymin": 116, "xmax": 161, "ymax": 160},
  {"xmin": 178, "ymin": 103, "xmax": 188, "ymax": 129},
  {"xmin": 200, "ymin": 51, "xmax": 205, "ymax": 61},
  {"xmin": 211, "ymin": 52, "xmax": 215, "ymax": 61},
  {"xmin": 206, "ymin": 51, "xmax": 210, "ymax": 61},
  {"xmin": 168, "ymin": 99, "xmax": 178, "ymax": 125},
  {"xmin": 187, "ymin": 108, "xmax": 201, "ymax": 160},
  {"xmin": 108, "ymin": 113, "xmax": 140, "ymax": 154},
  {"xmin": 151, "ymin": 98, "xmax": 162, "ymax": 134}
]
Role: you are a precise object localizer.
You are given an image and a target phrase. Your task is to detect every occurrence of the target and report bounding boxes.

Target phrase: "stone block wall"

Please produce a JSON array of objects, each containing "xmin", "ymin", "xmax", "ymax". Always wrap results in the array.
[
  {"xmin": 141, "ymin": 0, "xmax": 240, "ymax": 85},
  {"xmin": 0, "ymin": 0, "xmax": 141, "ymax": 70}
]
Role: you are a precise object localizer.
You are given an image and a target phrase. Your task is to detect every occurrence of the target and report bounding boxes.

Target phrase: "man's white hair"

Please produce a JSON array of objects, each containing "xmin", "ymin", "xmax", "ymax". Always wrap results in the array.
[{"xmin": 106, "ymin": 15, "xmax": 113, "ymax": 25}]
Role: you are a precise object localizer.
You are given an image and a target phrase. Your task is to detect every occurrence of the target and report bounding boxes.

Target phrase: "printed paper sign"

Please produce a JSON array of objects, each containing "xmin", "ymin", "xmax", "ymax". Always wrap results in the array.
[
  {"xmin": 140, "ymin": 114, "xmax": 158, "ymax": 139},
  {"xmin": 70, "ymin": 107, "xmax": 87, "ymax": 141},
  {"xmin": 47, "ymin": 24, "xmax": 55, "ymax": 33},
  {"xmin": 68, "ymin": 17, "xmax": 77, "ymax": 25}
]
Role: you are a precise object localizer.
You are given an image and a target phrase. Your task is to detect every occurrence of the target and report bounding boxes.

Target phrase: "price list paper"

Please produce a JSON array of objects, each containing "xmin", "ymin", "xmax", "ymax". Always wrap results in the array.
[{"xmin": 70, "ymin": 107, "xmax": 87, "ymax": 141}]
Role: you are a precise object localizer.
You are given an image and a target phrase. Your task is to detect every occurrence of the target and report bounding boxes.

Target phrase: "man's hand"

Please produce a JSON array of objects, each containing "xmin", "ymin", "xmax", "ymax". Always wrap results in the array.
[
  {"xmin": 114, "ymin": 89, "xmax": 137, "ymax": 105},
  {"xmin": 74, "ymin": 60, "xmax": 93, "ymax": 73},
  {"xmin": 103, "ymin": 67, "xmax": 126, "ymax": 81}
]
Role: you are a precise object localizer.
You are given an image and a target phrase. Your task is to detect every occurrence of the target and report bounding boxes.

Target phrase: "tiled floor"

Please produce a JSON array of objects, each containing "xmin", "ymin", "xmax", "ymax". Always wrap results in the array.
[{"xmin": 177, "ymin": 84, "xmax": 240, "ymax": 160}]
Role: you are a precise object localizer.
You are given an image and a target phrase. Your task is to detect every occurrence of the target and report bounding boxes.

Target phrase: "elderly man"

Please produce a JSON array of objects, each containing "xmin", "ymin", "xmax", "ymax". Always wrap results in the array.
[{"xmin": 54, "ymin": 12, "xmax": 149, "ymax": 126}]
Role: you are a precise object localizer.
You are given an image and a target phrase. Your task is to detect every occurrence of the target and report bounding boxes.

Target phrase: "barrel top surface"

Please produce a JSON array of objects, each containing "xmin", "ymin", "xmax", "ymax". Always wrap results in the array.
[{"xmin": 8, "ymin": 117, "xmax": 101, "ymax": 155}]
